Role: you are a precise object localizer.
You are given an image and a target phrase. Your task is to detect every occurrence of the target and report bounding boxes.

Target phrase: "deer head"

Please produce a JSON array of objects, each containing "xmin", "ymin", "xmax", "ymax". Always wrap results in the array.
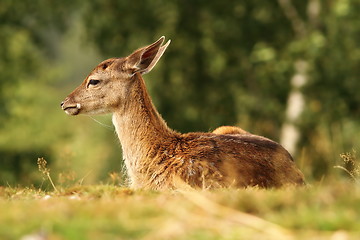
[{"xmin": 61, "ymin": 36, "xmax": 171, "ymax": 115}]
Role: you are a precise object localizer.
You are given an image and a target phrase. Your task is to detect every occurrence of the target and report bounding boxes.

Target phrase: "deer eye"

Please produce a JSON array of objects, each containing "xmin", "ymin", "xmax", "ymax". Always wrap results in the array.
[{"xmin": 88, "ymin": 79, "xmax": 101, "ymax": 87}]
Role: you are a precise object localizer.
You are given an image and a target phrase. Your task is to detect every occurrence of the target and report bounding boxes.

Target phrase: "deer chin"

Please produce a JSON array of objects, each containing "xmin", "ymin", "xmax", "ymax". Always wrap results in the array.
[
  {"xmin": 64, "ymin": 107, "xmax": 80, "ymax": 115},
  {"xmin": 63, "ymin": 103, "xmax": 81, "ymax": 115}
]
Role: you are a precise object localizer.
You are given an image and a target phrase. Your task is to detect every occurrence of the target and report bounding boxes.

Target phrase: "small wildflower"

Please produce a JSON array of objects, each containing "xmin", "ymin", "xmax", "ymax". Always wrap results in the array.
[
  {"xmin": 37, "ymin": 157, "xmax": 50, "ymax": 176},
  {"xmin": 37, "ymin": 157, "xmax": 58, "ymax": 192},
  {"xmin": 335, "ymin": 150, "xmax": 359, "ymax": 182}
]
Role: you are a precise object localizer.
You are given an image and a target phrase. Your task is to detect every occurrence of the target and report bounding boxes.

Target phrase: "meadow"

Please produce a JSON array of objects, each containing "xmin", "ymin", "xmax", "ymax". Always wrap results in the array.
[{"xmin": 1, "ymin": 175, "xmax": 359, "ymax": 240}]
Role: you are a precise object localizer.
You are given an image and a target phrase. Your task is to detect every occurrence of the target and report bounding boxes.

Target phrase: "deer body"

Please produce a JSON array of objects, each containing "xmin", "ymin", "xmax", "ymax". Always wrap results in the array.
[{"xmin": 61, "ymin": 37, "xmax": 305, "ymax": 189}]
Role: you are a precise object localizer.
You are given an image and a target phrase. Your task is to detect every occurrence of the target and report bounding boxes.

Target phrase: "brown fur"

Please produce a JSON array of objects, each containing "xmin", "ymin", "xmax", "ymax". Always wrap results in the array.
[
  {"xmin": 212, "ymin": 126, "xmax": 249, "ymax": 135},
  {"xmin": 61, "ymin": 37, "xmax": 305, "ymax": 190}
]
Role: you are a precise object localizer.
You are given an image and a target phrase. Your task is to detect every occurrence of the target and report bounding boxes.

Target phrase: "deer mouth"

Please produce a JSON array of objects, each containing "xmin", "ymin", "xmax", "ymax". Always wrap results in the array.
[{"xmin": 61, "ymin": 103, "xmax": 81, "ymax": 115}]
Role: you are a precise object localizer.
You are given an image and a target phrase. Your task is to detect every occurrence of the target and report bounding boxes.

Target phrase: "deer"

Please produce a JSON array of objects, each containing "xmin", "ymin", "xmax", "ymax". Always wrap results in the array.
[{"xmin": 61, "ymin": 36, "xmax": 305, "ymax": 190}]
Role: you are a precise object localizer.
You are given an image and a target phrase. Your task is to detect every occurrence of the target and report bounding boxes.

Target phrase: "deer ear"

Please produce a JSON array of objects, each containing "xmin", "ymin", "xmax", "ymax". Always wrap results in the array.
[{"xmin": 126, "ymin": 36, "xmax": 171, "ymax": 75}]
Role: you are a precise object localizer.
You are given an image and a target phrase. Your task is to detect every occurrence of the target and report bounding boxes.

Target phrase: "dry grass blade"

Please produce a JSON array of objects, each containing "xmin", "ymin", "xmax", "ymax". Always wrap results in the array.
[
  {"xmin": 333, "ymin": 166, "xmax": 358, "ymax": 182},
  {"xmin": 178, "ymin": 189, "xmax": 294, "ymax": 240}
]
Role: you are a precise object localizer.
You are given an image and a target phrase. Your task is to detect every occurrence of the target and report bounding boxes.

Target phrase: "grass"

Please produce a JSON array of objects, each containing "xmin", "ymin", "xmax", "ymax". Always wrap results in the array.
[
  {"xmin": 0, "ymin": 153, "xmax": 358, "ymax": 240},
  {"xmin": 0, "ymin": 180, "xmax": 359, "ymax": 240}
]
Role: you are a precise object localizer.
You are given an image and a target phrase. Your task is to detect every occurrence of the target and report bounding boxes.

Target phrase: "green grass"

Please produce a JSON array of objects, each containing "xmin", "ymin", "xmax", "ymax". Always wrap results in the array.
[{"xmin": 0, "ymin": 180, "xmax": 359, "ymax": 240}]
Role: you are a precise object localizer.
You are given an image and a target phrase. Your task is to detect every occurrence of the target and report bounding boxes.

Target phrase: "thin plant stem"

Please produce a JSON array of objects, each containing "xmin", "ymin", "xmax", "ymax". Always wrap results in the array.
[
  {"xmin": 334, "ymin": 166, "xmax": 358, "ymax": 182},
  {"xmin": 46, "ymin": 172, "xmax": 59, "ymax": 193}
]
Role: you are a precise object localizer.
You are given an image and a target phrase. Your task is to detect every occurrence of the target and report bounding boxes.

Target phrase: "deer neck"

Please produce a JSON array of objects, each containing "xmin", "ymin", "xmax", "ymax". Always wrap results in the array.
[{"xmin": 112, "ymin": 73, "xmax": 176, "ymax": 181}]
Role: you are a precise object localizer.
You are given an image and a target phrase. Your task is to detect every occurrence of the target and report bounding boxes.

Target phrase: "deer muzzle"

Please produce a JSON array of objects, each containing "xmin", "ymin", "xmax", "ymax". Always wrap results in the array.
[{"xmin": 61, "ymin": 98, "xmax": 81, "ymax": 115}]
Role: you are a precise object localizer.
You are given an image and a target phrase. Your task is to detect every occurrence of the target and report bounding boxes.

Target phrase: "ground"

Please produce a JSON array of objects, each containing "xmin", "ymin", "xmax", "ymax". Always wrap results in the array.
[{"xmin": 0, "ymin": 180, "xmax": 359, "ymax": 240}]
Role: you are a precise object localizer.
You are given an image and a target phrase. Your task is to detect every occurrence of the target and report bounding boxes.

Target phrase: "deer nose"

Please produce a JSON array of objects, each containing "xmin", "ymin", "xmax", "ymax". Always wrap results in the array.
[{"xmin": 61, "ymin": 97, "xmax": 69, "ymax": 108}]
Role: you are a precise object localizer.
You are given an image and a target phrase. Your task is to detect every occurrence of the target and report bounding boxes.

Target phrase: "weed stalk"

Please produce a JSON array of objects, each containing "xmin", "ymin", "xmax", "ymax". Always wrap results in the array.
[{"xmin": 37, "ymin": 157, "xmax": 59, "ymax": 192}]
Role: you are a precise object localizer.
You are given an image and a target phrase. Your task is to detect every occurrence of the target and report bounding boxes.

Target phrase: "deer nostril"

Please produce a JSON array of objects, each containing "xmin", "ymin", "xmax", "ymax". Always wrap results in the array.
[{"xmin": 60, "ymin": 101, "xmax": 64, "ymax": 107}]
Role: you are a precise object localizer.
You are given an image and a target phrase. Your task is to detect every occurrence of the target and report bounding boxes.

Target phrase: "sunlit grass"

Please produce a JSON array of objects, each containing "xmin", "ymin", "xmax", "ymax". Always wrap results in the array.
[
  {"xmin": 0, "ymin": 179, "xmax": 359, "ymax": 240},
  {"xmin": 0, "ymin": 152, "xmax": 356, "ymax": 239},
  {"xmin": 0, "ymin": 153, "xmax": 358, "ymax": 239}
]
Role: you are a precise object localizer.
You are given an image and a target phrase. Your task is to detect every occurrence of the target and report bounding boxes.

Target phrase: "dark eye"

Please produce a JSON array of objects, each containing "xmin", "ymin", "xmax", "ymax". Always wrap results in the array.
[{"xmin": 88, "ymin": 79, "xmax": 100, "ymax": 87}]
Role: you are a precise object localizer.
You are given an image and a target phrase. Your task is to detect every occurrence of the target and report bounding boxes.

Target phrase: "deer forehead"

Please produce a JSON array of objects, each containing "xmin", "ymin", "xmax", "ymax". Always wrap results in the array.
[
  {"xmin": 88, "ymin": 58, "xmax": 131, "ymax": 80},
  {"xmin": 86, "ymin": 65, "xmax": 115, "ymax": 81},
  {"xmin": 86, "ymin": 72, "xmax": 108, "ymax": 81}
]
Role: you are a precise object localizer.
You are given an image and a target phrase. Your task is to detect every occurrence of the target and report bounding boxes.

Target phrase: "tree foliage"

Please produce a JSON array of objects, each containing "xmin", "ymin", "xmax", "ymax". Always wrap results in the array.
[{"xmin": 1, "ymin": 0, "xmax": 360, "ymax": 185}]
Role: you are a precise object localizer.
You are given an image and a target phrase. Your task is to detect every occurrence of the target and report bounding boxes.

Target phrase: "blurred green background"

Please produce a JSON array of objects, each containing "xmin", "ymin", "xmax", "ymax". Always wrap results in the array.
[{"xmin": 0, "ymin": 0, "xmax": 359, "ymax": 187}]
